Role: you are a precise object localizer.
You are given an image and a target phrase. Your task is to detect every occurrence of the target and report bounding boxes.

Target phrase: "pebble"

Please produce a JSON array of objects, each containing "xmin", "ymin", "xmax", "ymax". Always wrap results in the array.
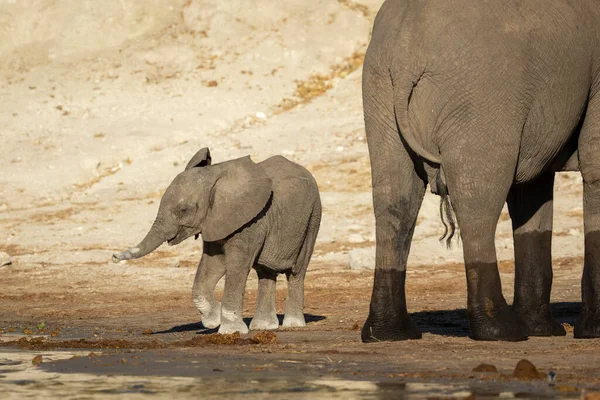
[
  {"xmin": 472, "ymin": 363, "xmax": 498, "ymax": 373},
  {"xmin": 0, "ymin": 252, "xmax": 12, "ymax": 267},
  {"xmin": 512, "ymin": 359, "xmax": 545, "ymax": 380}
]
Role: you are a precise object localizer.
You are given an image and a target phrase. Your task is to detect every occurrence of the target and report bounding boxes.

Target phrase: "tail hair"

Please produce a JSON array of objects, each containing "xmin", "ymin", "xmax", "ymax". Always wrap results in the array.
[{"xmin": 439, "ymin": 193, "xmax": 458, "ymax": 249}]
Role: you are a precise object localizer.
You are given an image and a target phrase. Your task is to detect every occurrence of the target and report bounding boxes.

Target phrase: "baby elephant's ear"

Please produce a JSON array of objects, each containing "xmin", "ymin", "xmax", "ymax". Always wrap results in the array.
[
  {"xmin": 202, "ymin": 156, "xmax": 273, "ymax": 242},
  {"xmin": 185, "ymin": 147, "xmax": 212, "ymax": 170}
]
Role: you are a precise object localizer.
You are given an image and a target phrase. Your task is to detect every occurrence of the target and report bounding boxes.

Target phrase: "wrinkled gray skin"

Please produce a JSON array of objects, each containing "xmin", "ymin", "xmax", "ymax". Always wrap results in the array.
[
  {"xmin": 113, "ymin": 148, "xmax": 321, "ymax": 334},
  {"xmin": 362, "ymin": 0, "xmax": 600, "ymax": 342}
]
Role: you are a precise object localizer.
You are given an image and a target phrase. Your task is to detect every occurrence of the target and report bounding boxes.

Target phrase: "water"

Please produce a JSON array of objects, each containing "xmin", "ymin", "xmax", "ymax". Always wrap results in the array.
[{"xmin": 0, "ymin": 349, "xmax": 580, "ymax": 399}]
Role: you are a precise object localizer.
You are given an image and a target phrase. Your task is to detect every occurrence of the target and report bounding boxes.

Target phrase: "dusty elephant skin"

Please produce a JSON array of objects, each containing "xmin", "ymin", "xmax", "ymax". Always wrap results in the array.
[
  {"xmin": 362, "ymin": 0, "xmax": 600, "ymax": 342},
  {"xmin": 113, "ymin": 148, "xmax": 322, "ymax": 334}
]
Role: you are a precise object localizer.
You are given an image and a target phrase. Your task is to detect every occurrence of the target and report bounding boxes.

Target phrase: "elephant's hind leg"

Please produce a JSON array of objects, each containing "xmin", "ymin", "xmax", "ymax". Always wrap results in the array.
[
  {"xmin": 444, "ymin": 146, "xmax": 527, "ymax": 341},
  {"xmin": 507, "ymin": 171, "xmax": 566, "ymax": 336},
  {"xmin": 250, "ymin": 266, "xmax": 279, "ymax": 331},
  {"xmin": 283, "ymin": 268, "xmax": 307, "ymax": 328},
  {"xmin": 575, "ymin": 98, "xmax": 600, "ymax": 338},
  {"xmin": 361, "ymin": 68, "xmax": 427, "ymax": 342},
  {"xmin": 282, "ymin": 204, "xmax": 320, "ymax": 328}
]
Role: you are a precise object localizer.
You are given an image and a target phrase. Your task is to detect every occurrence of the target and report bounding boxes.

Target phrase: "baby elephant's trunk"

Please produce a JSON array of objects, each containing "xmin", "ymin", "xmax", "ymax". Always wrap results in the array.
[{"xmin": 112, "ymin": 221, "xmax": 167, "ymax": 263}]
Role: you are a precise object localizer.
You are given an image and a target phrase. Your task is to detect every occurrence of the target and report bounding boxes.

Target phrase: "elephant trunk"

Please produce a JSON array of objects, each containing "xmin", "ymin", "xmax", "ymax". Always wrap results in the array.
[{"xmin": 112, "ymin": 219, "xmax": 170, "ymax": 263}]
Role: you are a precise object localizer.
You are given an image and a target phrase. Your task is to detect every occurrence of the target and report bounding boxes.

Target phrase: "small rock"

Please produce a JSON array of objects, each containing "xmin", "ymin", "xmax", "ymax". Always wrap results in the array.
[
  {"xmin": 0, "ymin": 252, "xmax": 12, "ymax": 267},
  {"xmin": 255, "ymin": 111, "xmax": 267, "ymax": 120},
  {"xmin": 472, "ymin": 363, "xmax": 498, "ymax": 373},
  {"xmin": 348, "ymin": 247, "xmax": 375, "ymax": 270},
  {"xmin": 172, "ymin": 260, "xmax": 181, "ymax": 268},
  {"xmin": 512, "ymin": 359, "xmax": 545, "ymax": 380},
  {"xmin": 32, "ymin": 355, "xmax": 43, "ymax": 365}
]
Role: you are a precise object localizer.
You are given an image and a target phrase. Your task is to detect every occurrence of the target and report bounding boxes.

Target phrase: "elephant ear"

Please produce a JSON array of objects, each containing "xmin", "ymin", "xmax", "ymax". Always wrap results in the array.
[
  {"xmin": 185, "ymin": 147, "xmax": 212, "ymax": 170},
  {"xmin": 202, "ymin": 156, "xmax": 273, "ymax": 242}
]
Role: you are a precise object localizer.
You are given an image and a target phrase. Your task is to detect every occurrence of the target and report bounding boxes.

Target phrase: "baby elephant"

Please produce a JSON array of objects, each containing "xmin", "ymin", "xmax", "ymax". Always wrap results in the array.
[{"xmin": 113, "ymin": 148, "xmax": 321, "ymax": 334}]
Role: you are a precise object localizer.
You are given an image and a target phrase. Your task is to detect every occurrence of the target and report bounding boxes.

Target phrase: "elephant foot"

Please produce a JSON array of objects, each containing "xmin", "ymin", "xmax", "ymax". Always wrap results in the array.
[
  {"xmin": 250, "ymin": 315, "xmax": 279, "ymax": 331},
  {"xmin": 361, "ymin": 313, "xmax": 421, "ymax": 342},
  {"xmin": 468, "ymin": 303, "xmax": 528, "ymax": 341},
  {"xmin": 199, "ymin": 302, "xmax": 221, "ymax": 329},
  {"xmin": 218, "ymin": 319, "xmax": 249, "ymax": 334},
  {"xmin": 513, "ymin": 306, "xmax": 566, "ymax": 337},
  {"xmin": 574, "ymin": 312, "xmax": 600, "ymax": 338},
  {"xmin": 218, "ymin": 307, "xmax": 249, "ymax": 334},
  {"xmin": 282, "ymin": 314, "xmax": 306, "ymax": 328}
]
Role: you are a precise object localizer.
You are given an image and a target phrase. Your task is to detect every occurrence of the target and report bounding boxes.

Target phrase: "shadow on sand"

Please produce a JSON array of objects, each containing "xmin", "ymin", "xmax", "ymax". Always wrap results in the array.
[
  {"xmin": 154, "ymin": 314, "xmax": 326, "ymax": 335},
  {"xmin": 412, "ymin": 302, "xmax": 581, "ymax": 337}
]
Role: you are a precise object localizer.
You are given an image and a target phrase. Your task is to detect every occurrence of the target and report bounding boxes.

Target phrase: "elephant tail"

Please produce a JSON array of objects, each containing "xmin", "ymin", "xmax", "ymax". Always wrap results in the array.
[
  {"xmin": 436, "ymin": 170, "xmax": 458, "ymax": 249},
  {"xmin": 439, "ymin": 194, "xmax": 457, "ymax": 249}
]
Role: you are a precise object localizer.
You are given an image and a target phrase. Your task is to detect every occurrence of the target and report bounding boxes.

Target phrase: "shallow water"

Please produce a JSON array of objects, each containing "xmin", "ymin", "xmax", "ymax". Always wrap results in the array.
[{"xmin": 0, "ymin": 349, "xmax": 579, "ymax": 399}]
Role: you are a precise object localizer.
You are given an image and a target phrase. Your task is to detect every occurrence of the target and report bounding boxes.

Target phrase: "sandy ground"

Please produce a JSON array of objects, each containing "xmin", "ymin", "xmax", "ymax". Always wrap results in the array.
[{"xmin": 1, "ymin": 0, "xmax": 599, "ymax": 398}]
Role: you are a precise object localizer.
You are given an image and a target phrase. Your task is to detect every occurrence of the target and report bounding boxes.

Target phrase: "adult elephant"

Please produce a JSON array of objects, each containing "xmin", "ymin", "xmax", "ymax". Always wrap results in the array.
[{"xmin": 362, "ymin": 0, "xmax": 600, "ymax": 342}]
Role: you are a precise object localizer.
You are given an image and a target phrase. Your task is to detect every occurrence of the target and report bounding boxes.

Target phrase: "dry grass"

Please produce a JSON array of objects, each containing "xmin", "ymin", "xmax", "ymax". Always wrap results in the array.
[
  {"xmin": 74, "ymin": 164, "xmax": 122, "ymax": 190},
  {"xmin": 337, "ymin": 0, "xmax": 371, "ymax": 18},
  {"xmin": 28, "ymin": 207, "xmax": 79, "ymax": 224},
  {"xmin": 275, "ymin": 50, "xmax": 366, "ymax": 113}
]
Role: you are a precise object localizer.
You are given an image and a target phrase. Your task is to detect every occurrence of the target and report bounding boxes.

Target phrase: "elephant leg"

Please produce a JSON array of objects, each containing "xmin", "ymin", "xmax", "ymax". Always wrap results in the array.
[
  {"xmin": 575, "ymin": 102, "xmax": 600, "ymax": 338},
  {"xmin": 444, "ymin": 150, "xmax": 527, "ymax": 341},
  {"xmin": 192, "ymin": 244, "xmax": 226, "ymax": 329},
  {"xmin": 507, "ymin": 171, "xmax": 566, "ymax": 336},
  {"xmin": 283, "ymin": 268, "xmax": 307, "ymax": 328},
  {"xmin": 361, "ymin": 68, "xmax": 427, "ymax": 342},
  {"xmin": 249, "ymin": 266, "xmax": 279, "ymax": 331},
  {"xmin": 218, "ymin": 252, "xmax": 252, "ymax": 335}
]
